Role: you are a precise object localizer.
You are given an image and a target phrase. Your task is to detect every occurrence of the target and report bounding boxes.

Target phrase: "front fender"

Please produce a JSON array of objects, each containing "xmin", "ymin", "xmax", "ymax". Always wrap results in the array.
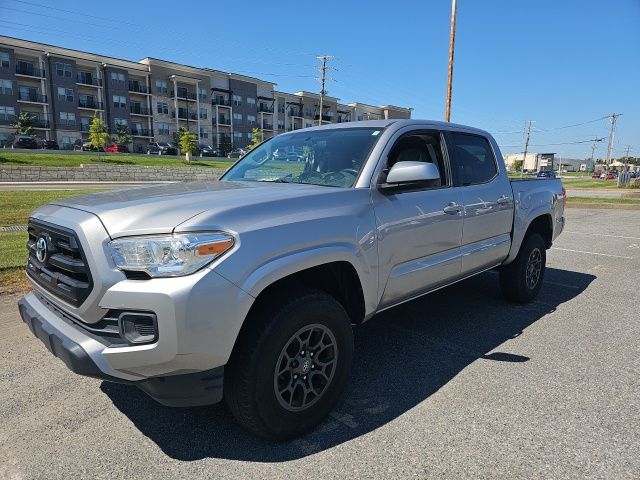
[{"xmin": 236, "ymin": 242, "xmax": 378, "ymax": 317}]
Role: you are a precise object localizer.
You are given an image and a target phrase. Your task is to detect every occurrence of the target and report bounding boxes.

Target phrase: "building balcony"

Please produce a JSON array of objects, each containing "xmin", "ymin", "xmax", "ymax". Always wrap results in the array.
[
  {"xmin": 130, "ymin": 105, "xmax": 151, "ymax": 116},
  {"xmin": 76, "ymin": 75, "xmax": 102, "ymax": 87},
  {"xmin": 216, "ymin": 116, "xmax": 231, "ymax": 126},
  {"xmin": 78, "ymin": 99, "xmax": 103, "ymax": 110},
  {"xmin": 0, "ymin": 115, "xmax": 16, "ymax": 125},
  {"xmin": 212, "ymin": 98, "xmax": 231, "ymax": 107},
  {"xmin": 131, "ymin": 128, "xmax": 151, "ymax": 137},
  {"xmin": 80, "ymin": 123, "xmax": 90, "ymax": 132},
  {"xmin": 15, "ymin": 64, "xmax": 45, "ymax": 78},
  {"xmin": 315, "ymin": 114, "xmax": 333, "ymax": 122},
  {"xmin": 17, "ymin": 92, "xmax": 47, "ymax": 103},
  {"xmin": 171, "ymin": 111, "xmax": 198, "ymax": 120},
  {"xmin": 261, "ymin": 123, "xmax": 274, "ymax": 130},
  {"xmin": 171, "ymin": 91, "xmax": 197, "ymax": 101},
  {"xmin": 128, "ymin": 82, "xmax": 149, "ymax": 94},
  {"xmin": 258, "ymin": 105, "xmax": 274, "ymax": 113},
  {"xmin": 288, "ymin": 110, "xmax": 303, "ymax": 118}
]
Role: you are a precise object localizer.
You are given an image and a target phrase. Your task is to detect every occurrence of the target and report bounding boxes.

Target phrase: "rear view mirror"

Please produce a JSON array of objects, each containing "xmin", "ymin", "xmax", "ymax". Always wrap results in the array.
[{"xmin": 385, "ymin": 161, "xmax": 440, "ymax": 184}]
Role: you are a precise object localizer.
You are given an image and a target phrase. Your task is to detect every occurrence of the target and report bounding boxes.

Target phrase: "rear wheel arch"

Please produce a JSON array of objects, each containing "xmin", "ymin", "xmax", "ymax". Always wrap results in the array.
[{"xmin": 524, "ymin": 214, "xmax": 553, "ymax": 248}]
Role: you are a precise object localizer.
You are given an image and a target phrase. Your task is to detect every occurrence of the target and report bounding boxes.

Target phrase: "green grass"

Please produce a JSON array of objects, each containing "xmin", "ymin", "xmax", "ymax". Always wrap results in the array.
[
  {"xmin": 0, "ymin": 151, "xmax": 233, "ymax": 168},
  {"xmin": 567, "ymin": 196, "xmax": 640, "ymax": 205},
  {"xmin": 0, "ymin": 189, "xmax": 103, "ymax": 294}
]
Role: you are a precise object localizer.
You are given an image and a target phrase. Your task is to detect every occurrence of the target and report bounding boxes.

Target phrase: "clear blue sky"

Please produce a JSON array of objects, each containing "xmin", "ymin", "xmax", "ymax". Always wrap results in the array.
[{"xmin": 1, "ymin": 0, "xmax": 638, "ymax": 159}]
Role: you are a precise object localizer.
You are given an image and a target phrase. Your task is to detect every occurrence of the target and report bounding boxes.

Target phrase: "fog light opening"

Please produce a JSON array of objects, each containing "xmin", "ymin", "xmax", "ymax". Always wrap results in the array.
[{"xmin": 119, "ymin": 312, "xmax": 158, "ymax": 345}]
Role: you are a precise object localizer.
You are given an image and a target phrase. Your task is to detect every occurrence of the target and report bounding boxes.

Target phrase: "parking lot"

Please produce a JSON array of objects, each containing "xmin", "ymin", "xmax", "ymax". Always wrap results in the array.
[{"xmin": 1, "ymin": 206, "xmax": 638, "ymax": 479}]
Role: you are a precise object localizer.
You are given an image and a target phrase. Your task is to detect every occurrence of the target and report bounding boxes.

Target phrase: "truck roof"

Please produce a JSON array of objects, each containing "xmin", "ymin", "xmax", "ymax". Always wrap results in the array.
[{"xmin": 289, "ymin": 119, "xmax": 492, "ymax": 137}]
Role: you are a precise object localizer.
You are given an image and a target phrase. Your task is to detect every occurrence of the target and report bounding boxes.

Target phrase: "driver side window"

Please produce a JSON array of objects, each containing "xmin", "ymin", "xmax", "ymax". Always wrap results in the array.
[{"xmin": 385, "ymin": 131, "xmax": 448, "ymax": 188}]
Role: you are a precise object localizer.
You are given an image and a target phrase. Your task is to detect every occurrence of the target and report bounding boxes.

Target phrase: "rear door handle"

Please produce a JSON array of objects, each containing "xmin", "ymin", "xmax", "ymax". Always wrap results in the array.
[
  {"xmin": 443, "ymin": 202, "xmax": 462, "ymax": 215},
  {"xmin": 496, "ymin": 195, "xmax": 511, "ymax": 205}
]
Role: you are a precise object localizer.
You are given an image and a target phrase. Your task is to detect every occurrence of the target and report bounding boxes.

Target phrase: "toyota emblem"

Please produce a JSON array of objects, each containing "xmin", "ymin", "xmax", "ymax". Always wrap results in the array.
[{"xmin": 36, "ymin": 236, "xmax": 48, "ymax": 263}]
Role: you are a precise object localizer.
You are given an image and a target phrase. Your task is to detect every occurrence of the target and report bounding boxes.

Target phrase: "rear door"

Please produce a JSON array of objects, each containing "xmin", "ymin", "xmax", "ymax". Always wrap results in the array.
[{"xmin": 446, "ymin": 131, "xmax": 514, "ymax": 274}]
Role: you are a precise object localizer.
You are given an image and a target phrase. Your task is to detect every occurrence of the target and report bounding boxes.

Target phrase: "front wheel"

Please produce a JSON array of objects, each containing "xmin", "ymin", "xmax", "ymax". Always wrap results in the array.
[
  {"xmin": 225, "ymin": 289, "xmax": 354, "ymax": 440},
  {"xmin": 499, "ymin": 233, "xmax": 546, "ymax": 303}
]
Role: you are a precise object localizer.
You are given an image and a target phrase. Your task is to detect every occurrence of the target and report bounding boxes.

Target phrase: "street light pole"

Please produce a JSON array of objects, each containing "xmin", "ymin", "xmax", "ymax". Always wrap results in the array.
[{"xmin": 445, "ymin": 0, "xmax": 457, "ymax": 122}]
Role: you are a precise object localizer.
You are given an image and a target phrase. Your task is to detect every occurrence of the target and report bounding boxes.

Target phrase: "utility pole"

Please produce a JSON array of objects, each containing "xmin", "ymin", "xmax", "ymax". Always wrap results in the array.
[
  {"xmin": 605, "ymin": 113, "xmax": 622, "ymax": 168},
  {"xmin": 445, "ymin": 0, "xmax": 458, "ymax": 122},
  {"xmin": 521, "ymin": 120, "xmax": 533, "ymax": 177},
  {"xmin": 590, "ymin": 136, "xmax": 605, "ymax": 170},
  {"xmin": 623, "ymin": 145, "xmax": 633, "ymax": 172},
  {"xmin": 315, "ymin": 55, "xmax": 334, "ymax": 126}
]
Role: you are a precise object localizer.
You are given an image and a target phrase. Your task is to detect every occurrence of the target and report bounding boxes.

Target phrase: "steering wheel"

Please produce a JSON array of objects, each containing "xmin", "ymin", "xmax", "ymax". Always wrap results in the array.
[{"xmin": 324, "ymin": 168, "xmax": 359, "ymax": 181}]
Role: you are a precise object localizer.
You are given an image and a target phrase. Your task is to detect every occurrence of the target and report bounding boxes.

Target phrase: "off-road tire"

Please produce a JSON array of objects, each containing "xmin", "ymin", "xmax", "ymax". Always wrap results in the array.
[
  {"xmin": 224, "ymin": 288, "xmax": 353, "ymax": 440},
  {"xmin": 499, "ymin": 233, "xmax": 546, "ymax": 303}
]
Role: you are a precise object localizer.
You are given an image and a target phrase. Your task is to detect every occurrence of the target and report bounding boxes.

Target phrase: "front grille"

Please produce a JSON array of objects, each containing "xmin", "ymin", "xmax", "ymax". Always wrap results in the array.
[{"xmin": 27, "ymin": 219, "xmax": 93, "ymax": 307}]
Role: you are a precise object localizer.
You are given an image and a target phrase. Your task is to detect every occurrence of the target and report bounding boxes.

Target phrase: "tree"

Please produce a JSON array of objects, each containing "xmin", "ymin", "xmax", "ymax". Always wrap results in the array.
[
  {"xmin": 88, "ymin": 115, "xmax": 109, "ymax": 160},
  {"xmin": 113, "ymin": 123, "xmax": 132, "ymax": 145},
  {"xmin": 512, "ymin": 160, "xmax": 523, "ymax": 172},
  {"xmin": 178, "ymin": 129, "xmax": 198, "ymax": 161},
  {"xmin": 12, "ymin": 112, "xmax": 35, "ymax": 136},
  {"xmin": 247, "ymin": 127, "xmax": 263, "ymax": 151}
]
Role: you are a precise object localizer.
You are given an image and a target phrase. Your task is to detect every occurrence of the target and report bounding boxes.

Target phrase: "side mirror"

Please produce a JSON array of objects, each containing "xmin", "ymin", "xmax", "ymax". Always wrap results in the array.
[{"xmin": 385, "ymin": 161, "xmax": 441, "ymax": 184}]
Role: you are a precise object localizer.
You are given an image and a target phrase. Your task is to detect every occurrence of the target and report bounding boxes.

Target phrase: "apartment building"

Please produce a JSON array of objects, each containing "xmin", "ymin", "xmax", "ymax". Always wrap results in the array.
[{"xmin": 0, "ymin": 36, "xmax": 411, "ymax": 151}]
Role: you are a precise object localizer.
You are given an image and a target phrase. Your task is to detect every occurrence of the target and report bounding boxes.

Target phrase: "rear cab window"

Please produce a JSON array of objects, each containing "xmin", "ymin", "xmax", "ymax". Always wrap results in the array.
[{"xmin": 447, "ymin": 132, "xmax": 498, "ymax": 186}]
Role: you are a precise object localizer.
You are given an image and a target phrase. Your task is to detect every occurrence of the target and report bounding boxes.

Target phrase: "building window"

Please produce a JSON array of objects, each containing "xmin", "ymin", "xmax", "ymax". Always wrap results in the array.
[
  {"xmin": 157, "ymin": 122, "xmax": 169, "ymax": 135},
  {"xmin": 247, "ymin": 132, "xmax": 254, "ymax": 139},
  {"xmin": 247, "ymin": 97, "xmax": 256, "ymax": 107},
  {"xmin": 156, "ymin": 101, "xmax": 168, "ymax": 114},
  {"xmin": 112, "ymin": 95, "xmax": 126, "ymax": 108},
  {"xmin": 0, "ymin": 79, "xmax": 13, "ymax": 95},
  {"xmin": 0, "ymin": 52, "xmax": 9, "ymax": 68},
  {"xmin": 57, "ymin": 87, "xmax": 74, "ymax": 102},
  {"xmin": 0, "ymin": 132, "xmax": 10, "ymax": 147},
  {"xmin": 305, "ymin": 122, "xmax": 313, "ymax": 128},
  {"xmin": 247, "ymin": 114, "xmax": 256, "ymax": 126},
  {"xmin": 232, "ymin": 94, "xmax": 242, "ymax": 106},
  {"xmin": 199, "ymin": 107, "xmax": 208, "ymax": 119},
  {"xmin": 198, "ymin": 87, "xmax": 208, "ymax": 100},
  {"xmin": 233, "ymin": 112, "xmax": 243, "ymax": 124},
  {"xmin": 114, "ymin": 118, "xmax": 128, "ymax": 127},
  {"xmin": 59, "ymin": 112, "xmax": 76, "ymax": 125},
  {"xmin": 277, "ymin": 119, "xmax": 285, "ymax": 130},
  {"xmin": 0, "ymin": 105, "xmax": 16, "ymax": 120},
  {"xmin": 233, "ymin": 131, "xmax": 242, "ymax": 142},
  {"xmin": 155, "ymin": 80, "xmax": 168, "ymax": 94},
  {"xmin": 55, "ymin": 62, "xmax": 72, "ymax": 77},
  {"xmin": 199, "ymin": 127, "xmax": 209, "ymax": 139},
  {"xmin": 62, "ymin": 136, "xmax": 75, "ymax": 149},
  {"xmin": 278, "ymin": 103, "xmax": 285, "ymax": 113},
  {"xmin": 110, "ymin": 72, "xmax": 125, "ymax": 84}
]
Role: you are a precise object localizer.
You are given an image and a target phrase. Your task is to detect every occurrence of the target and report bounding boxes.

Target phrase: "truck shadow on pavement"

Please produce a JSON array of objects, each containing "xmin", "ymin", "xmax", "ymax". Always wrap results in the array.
[{"xmin": 101, "ymin": 267, "xmax": 595, "ymax": 461}]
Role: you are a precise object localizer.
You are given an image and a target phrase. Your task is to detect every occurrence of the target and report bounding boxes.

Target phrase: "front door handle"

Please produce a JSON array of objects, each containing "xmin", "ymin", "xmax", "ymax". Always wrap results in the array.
[
  {"xmin": 443, "ymin": 202, "xmax": 462, "ymax": 215},
  {"xmin": 496, "ymin": 195, "xmax": 511, "ymax": 205}
]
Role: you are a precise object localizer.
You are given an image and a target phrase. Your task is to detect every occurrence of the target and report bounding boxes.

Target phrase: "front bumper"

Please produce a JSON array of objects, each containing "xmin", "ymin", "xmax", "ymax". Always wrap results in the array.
[{"xmin": 19, "ymin": 294, "xmax": 224, "ymax": 407}]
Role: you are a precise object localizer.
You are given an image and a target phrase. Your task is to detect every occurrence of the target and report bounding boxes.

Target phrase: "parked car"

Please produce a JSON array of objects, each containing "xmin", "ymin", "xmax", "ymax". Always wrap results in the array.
[
  {"xmin": 42, "ymin": 140, "xmax": 59, "ymax": 150},
  {"xmin": 197, "ymin": 144, "xmax": 218, "ymax": 157},
  {"xmin": 537, "ymin": 170, "xmax": 556, "ymax": 178},
  {"xmin": 227, "ymin": 147, "xmax": 248, "ymax": 159},
  {"xmin": 605, "ymin": 172, "xmax": 616, "ymax": 180},
  {"xmin": 104, "ymin": 144, "xmax": 128, "ymax": 153},
  {"xmin": 591, "ymin": 172, "xmax": 601, "ymax": 179},
  {"xmin": 19, "ymin": 120, "xmax": 566, "ymax": 440},
  {"xmin": 74, "ymin": 140, "xmax": 103, "ymax": 152},
  {"xmin": 11, "ymin": 135, "xmax": 38, "ymax": 149},
  {"xmin": 147, "ymin": 142, "xmax": 177, "ymax": 155}
]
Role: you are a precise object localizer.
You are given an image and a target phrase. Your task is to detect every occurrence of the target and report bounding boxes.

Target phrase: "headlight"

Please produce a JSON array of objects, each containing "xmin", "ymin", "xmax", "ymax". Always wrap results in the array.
[{"xmin": 109, "ymin": 232, "xmax": 235, "ymax": 277}]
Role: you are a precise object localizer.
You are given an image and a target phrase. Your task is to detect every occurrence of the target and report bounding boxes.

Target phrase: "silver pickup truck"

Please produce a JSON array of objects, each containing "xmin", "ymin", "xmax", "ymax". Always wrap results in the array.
[{"xmin": 18, "ymin": 120, "xmax": 565, "ymax": 439}]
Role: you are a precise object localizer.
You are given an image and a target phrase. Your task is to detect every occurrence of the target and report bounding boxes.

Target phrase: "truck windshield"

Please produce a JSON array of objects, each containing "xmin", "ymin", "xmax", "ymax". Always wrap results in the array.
[{"xmin": 222, "ymin": 127, "xmax": 384, "ymax": 188}]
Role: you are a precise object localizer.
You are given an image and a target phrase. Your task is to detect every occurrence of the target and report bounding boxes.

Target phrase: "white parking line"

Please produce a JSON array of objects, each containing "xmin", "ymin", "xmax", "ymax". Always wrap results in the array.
[
  {"xmin": 545, "ymin": 281, "xmax": 581, "ymax": 290},
  {"xmin": 563, "ymin": 231, "xmax": 640, "ymax": 241},
  {"xmin": 550, "ymin": 247, "xmax": 633, "ymax": 259}
]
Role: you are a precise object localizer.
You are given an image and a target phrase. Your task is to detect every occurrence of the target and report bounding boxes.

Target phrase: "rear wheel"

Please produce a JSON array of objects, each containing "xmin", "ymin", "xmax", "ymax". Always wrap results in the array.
[
  {"xmin": 225, "ymin": 289, "xmax": 353, "ymax": 440},
  {"xmin": 499, "ymin": 233, "xmax": 546, "ymax": 303}
]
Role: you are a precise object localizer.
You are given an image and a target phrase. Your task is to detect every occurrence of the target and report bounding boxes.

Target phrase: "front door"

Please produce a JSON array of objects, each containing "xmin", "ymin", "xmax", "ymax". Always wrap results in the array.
[{"xmin": 373, "ymin": 130, "xmax": 464, "ymax": 307}]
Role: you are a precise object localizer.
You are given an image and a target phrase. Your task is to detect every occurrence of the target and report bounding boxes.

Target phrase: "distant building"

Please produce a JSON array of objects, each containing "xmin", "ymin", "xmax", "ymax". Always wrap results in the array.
[{"xmin": 504, "ymin": 152, "xmax": 594, "ymax": 172}]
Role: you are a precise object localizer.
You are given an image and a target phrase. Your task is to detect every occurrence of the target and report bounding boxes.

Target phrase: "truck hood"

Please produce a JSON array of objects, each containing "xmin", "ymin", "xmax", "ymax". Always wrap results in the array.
[{"xmin": 48, "ymin": 181, "xmax": 344, "ymax": 238}]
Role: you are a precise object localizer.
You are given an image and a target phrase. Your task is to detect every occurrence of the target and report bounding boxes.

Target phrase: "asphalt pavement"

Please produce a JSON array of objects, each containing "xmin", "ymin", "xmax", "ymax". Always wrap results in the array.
[{"xmin": 1, "ymin": 207, "xmax": 638, "ymax": 479}]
